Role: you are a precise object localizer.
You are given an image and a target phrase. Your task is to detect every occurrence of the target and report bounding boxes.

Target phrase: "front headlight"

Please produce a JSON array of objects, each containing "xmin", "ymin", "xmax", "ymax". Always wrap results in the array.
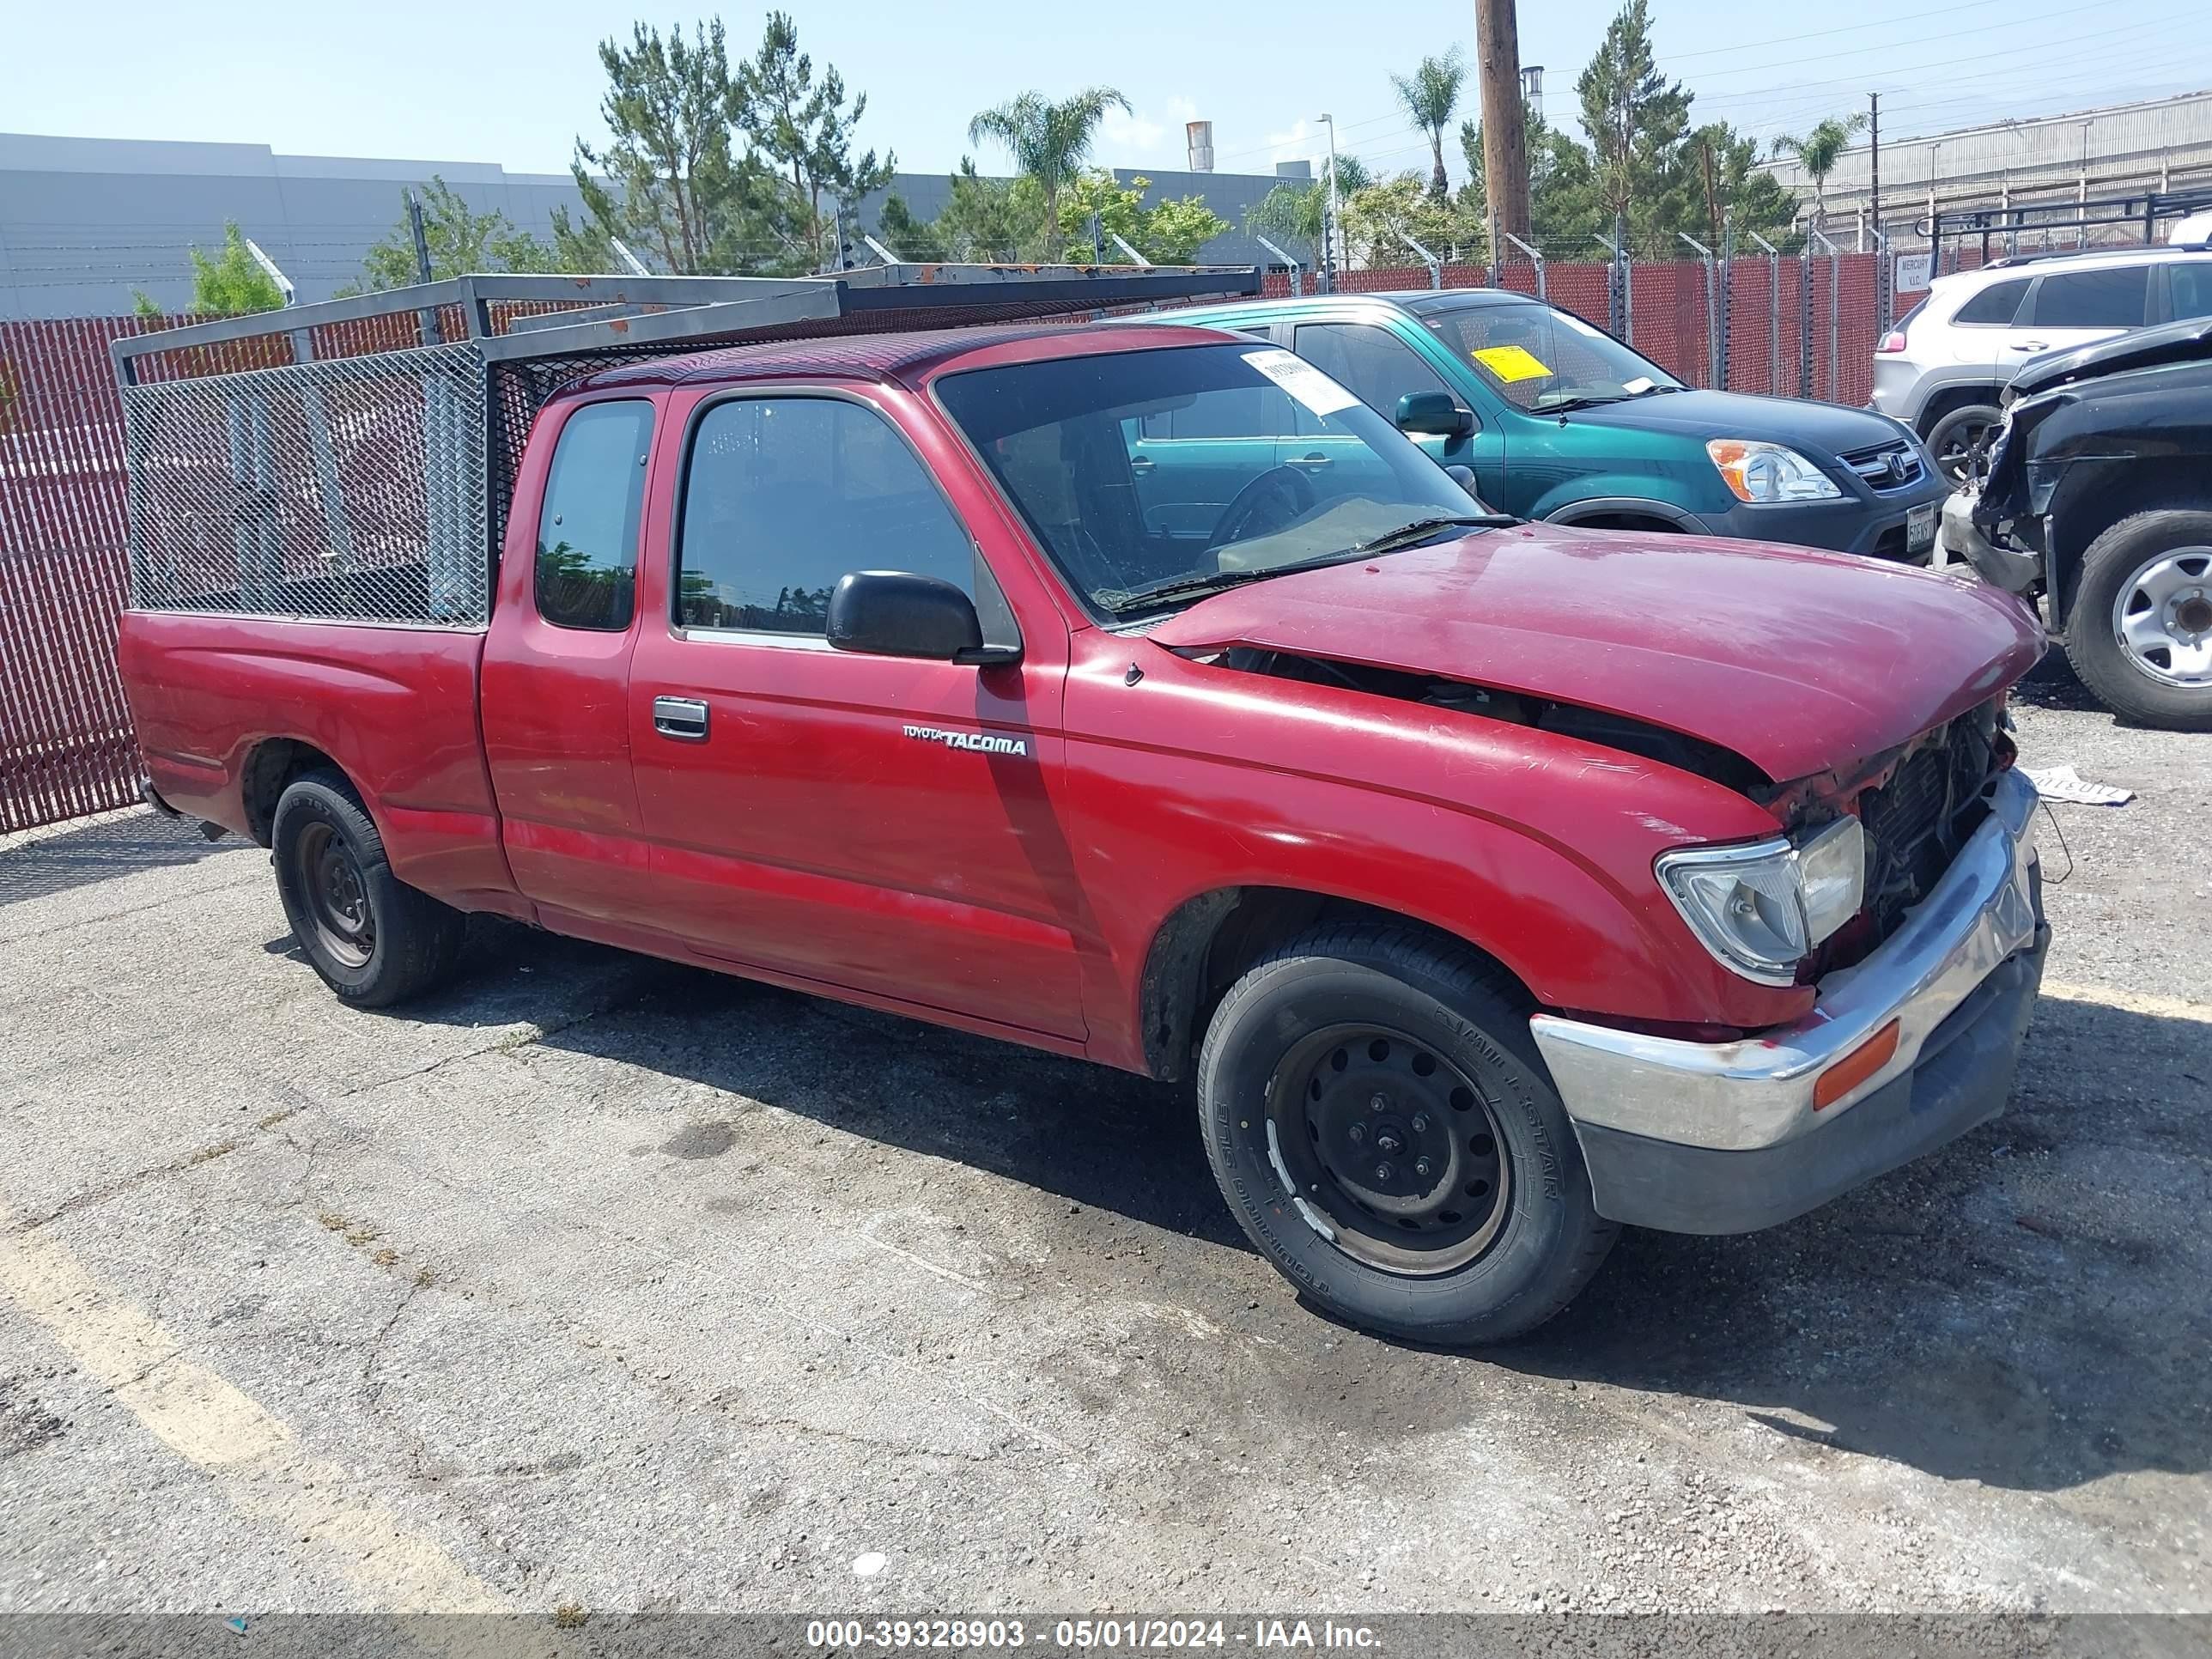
[
  {"xmin": 1705, "ymin": 438, "xmax": 1844, "ymax": 502},
  {"xmin": 1656, "ymin": 817, "xmax": 1866, "ymax": 986}
]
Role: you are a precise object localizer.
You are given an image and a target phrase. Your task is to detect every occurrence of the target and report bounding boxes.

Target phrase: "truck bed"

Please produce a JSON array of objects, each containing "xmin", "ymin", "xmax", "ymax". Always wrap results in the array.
[{"xmin": 119, "ymin": 611, "xmax": 520, "ymax": 913}]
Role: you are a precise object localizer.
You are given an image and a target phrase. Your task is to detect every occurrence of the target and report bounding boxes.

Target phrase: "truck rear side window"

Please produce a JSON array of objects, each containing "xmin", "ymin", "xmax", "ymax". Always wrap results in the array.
[
  {"xmin": 535, "ymin": 399, "xmax": 655, "ymax": 631},
  {"xmin": 676, "ymin": 396, "xmax": 978, "ymax": 635}
]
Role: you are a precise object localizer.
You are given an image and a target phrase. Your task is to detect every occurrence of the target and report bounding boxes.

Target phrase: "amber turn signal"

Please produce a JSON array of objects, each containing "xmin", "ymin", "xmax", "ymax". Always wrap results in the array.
[{"xmin": 1813, "ymin": 1019, "xmax": 1901, "ymax": 1111}]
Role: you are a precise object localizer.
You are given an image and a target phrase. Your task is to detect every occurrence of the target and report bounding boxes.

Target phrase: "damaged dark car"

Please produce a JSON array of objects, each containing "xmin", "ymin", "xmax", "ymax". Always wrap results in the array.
[{"xmin": 1944, "ymin": 314, "xmax": 2212, "ymax": 729}]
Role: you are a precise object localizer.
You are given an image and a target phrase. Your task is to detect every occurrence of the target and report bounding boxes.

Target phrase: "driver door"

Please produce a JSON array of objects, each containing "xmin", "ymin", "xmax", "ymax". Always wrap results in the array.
[{"xmin": 625, "ymin": 386, "xmax": 1087, "ymax": 1041}]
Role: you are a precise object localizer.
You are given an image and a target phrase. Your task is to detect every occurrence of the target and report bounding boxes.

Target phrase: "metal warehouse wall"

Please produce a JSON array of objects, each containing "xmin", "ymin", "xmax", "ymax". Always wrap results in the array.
[
  {"xmin": 0, "ymin": 132, "xmax": 1307, "ymax": 321},
  {"xmin": 0, "ymin": 134, "xmax": 590, "ymax": 320}
]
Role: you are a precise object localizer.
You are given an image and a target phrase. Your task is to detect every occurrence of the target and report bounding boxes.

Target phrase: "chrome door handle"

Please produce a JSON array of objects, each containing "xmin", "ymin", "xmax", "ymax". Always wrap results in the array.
[
  {"xmin": 1288, "ymin": 453, "xmax": 1334, "ymax": 470},
  {"xmin": 1129, "ymin": 456, "xmax": 1156, "ymax": 475},
  {"xmin": 653, "ymin": 696, "xmax": 709, "ymax": 741}
]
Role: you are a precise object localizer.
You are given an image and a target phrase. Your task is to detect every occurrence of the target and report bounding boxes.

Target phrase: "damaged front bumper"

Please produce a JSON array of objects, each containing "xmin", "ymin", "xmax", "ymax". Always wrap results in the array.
[
  {"xmin": 1938, "ymin": 490, "xmax": 2041, "ymax": 594},
  {"xmin": 1528, "ymin": 768, "xmax": 2046, "ymax": 1235}
]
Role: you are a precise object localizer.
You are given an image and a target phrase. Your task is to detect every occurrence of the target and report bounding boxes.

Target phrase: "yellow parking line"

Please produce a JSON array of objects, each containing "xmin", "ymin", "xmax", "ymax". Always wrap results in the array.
[
  {"xmin": 0, "ymin": 1201, "xmax": 507, "ymax": 1612},
  {"xmin": 2040, "ymin": 981, "xmax": 2212, "ymax": 1024}
]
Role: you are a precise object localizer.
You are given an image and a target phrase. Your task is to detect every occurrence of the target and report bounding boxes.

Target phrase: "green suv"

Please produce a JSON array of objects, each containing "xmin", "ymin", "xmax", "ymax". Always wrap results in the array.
[{"xmin": 1165, "ymin": 290, "xmax": 1951, "ymax": 558}]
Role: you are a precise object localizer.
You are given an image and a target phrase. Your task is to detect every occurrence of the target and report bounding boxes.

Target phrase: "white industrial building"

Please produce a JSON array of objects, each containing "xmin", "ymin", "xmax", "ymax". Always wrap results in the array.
[{"xmin": 1766, "ymin": 88, "xmax": 2212, "ymax": 246}]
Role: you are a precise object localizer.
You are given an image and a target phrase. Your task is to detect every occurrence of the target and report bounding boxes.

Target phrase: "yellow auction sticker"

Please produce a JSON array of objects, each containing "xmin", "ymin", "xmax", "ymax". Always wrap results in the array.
[{"xmin": 1473, "ymin": 344, "xmax": 1553, "ymax": 382}]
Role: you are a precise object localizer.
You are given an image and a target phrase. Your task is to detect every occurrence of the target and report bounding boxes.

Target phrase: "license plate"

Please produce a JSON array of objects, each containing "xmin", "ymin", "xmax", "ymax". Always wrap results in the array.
[{"xmin": 1907, "ymin": 501, "xmax": 1937, "ymax": 553}]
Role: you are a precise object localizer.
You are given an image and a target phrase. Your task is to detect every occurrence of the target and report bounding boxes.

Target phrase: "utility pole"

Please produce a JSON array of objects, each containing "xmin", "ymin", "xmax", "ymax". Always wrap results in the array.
[
  {"xmin": 1700, "ymin": 137, "xmax": 1722, "ymax": 249},
  {"xmin": 404, "ymin": 188, "xmax": 441, "ymax": 347},
  {"xmin": 1867, "ymin": 92, "xmax": 1881, "ymax": 259},
  {"xmin": 1319, "ymin": 112, "xmax": 1343, "ymax": 289},
  {"xmin": 1474, "ymin": 0, "xmax": 1532, "ymax": 249}
]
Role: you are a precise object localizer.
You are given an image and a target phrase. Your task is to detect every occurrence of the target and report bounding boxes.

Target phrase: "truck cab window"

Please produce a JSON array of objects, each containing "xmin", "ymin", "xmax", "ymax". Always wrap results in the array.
[
  {"xmin": 534, "ymin": 400, "xmax": 655, "ymax": 631},
  {"xmin": 678, "ymin": 397, "xmax": 980, "ymax": 635}
]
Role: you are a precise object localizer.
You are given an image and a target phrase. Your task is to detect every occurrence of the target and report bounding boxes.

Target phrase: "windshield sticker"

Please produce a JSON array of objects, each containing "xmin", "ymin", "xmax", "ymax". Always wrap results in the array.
[
  {"xmin": 1622, "ymin": 375, "xmax": 1656, "ymax": 395},
  {"xmin": 1243, "ymin": 349, "xmax": 1360, "ymax": 416},
  {"xmin": 1473, "ymin": 344, "xmax": 1553, "ymax": 383},
  {"xmin": 1557, "ymin": 312, "xmax": 1606, "ymax": 338}
]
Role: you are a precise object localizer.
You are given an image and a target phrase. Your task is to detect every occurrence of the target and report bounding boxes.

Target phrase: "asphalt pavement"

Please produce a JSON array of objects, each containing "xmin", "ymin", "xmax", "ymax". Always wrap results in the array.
[{"xmin": 1, "ymin": 679, "xmax": 2205, "ymax": 1628}]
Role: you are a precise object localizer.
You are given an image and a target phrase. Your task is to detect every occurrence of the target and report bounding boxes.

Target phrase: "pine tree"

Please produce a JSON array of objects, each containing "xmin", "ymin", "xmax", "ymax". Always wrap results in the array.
[
  {"xmin": 349, "ymin": 177, "xmax": 563, "ymax": 293},
  {"xmin": 1577, "ymin": 0, "xmax": 1694, "ymax": 255},
  {"xmin": 566, "ymin": 20, "xmax": 806, "ymax": 276}
]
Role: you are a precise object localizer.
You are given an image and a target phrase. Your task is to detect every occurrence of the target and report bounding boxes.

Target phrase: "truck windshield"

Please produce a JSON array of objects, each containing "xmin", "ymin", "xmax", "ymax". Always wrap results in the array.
[
  {"xmin": 1409, "ymin": 296, "xmax": 1683, "ymax": 412},
  {"xmin": 935, "ymin": 343, "xmax": 1496, "ymax": 620}
]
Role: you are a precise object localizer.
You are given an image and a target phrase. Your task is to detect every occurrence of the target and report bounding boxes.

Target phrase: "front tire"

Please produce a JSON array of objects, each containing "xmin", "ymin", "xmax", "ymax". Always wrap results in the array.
[
  {"xmin": 1926, "ymin": 402, "xmax": 2003, "ymax": 488},
  {"xmin": 270, "ymin": 769, "xmax": 466, "ymax": 1007},
  {"xmin": 1197, "ymin": 923, "xmax": 1616, "ymax": 1346},
  {"xmin": 2063, "ymin": 509, "xmax": 2212, "ymax": 732}
]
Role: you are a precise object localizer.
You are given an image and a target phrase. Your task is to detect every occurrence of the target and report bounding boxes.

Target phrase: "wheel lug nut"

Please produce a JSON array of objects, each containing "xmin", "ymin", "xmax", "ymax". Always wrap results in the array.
[
  {"xmin": 1374, "ymin": 1162, "xmax": 1393, "ymax": 1183},
  {"xmin": 1415, "ymin": 1158, "xmax": 1432, "ymax": 1179},
  {"xmin": 1347, "ymin": 1122, "xmax": 1365, "ymax": 1144},
  {"xmin": 1411, "ymin": 1113, "xmax": 1430, "ymax": 1133},
  {"xmin": 1369, "ymin": 1092, "xmax": 1388, "ymax": 1112}
]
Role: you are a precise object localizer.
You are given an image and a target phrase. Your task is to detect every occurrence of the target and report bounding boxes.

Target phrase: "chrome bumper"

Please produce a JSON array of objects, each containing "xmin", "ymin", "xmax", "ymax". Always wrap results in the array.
[{"xmin": 1531, "ymin": 768, "xmax": 2043, "ymax": 1154}]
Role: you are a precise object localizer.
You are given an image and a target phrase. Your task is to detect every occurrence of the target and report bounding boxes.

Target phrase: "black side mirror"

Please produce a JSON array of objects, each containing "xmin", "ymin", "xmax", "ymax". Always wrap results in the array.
[
  {"xmin": 1444, "ymin": 463, "xmax": 1480, "ymax": 496},
  {"xmin": 826, "ymin": 571, "xmax": 1018, "ymax": 665},
  {"xmin": 1395, "ymin": 390, "xmax": 1475, "ymax": 438}
]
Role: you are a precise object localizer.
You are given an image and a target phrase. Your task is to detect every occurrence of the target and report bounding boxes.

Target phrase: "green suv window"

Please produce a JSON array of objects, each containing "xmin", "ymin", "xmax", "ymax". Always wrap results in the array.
[{"xmin": 1415, "ymin": 300, "xmax": 1683, "ymax": 412}]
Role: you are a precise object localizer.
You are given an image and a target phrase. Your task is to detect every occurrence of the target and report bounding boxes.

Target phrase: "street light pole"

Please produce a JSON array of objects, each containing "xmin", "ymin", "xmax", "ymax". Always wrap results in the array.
[{"xmin": 1319, "ymin": 112, "xmax": 1343, "ymax": 290}]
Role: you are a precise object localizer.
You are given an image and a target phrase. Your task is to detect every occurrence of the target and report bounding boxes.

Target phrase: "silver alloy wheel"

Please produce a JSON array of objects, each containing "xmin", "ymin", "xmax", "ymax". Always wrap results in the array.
[
  {"xmin": 2112, "ymin": 545, "xmax": 2212, "ymax": 688},
  {"xmin": 1933, "ymin": 415, "xmax": 1997, "ymax": 487}
]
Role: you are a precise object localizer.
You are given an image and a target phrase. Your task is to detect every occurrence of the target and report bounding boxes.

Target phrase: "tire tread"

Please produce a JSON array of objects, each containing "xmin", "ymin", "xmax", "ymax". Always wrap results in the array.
[
  {"xmin": 2063, "ymin": 508, "xmax": 2212, "ymax": 732},
  {"xmin": 1198, "ymin": 921, "xmax": 1618, "ymax": 1346},
  {"xmin": 273, "ymin": 769, "xmax": 466, "ymax": 1008}
]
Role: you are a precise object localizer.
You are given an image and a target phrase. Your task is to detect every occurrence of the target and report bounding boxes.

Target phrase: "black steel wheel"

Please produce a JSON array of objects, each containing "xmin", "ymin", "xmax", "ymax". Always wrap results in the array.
[
  {"xmin": 1198, "ymin": 922, "xmax": 1617, "ymax": 1346},
  {"xmin": 270, "ymin": 769, "xmax": 466, "ymax": 1007},
  {"xmin": 291, "ymin": 818, "xmax": 377, "ymax": 969},
  {"xmin": 1268, "ymin": 1024, "xmax": 1510, "ymax": 1274}
]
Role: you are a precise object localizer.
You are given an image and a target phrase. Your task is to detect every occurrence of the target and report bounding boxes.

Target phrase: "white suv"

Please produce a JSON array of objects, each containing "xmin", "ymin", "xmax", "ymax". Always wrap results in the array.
[{"xmin": 1872, "ymin": 245, "xmax": 2212, "ymax": 484}]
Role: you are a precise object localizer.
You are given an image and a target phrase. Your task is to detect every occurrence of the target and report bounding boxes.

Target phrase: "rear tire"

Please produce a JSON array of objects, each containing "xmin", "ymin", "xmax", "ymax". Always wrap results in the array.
[
  {"xmin": 1196, "ymin": 923, "xmax": 1616, "ymax": 1346},
  {"xmin": 270, "ymin": 769, "xmax": 466, "ymax": 1007},
  {"xmin": 2063, "ymin": 509, "xmax": 2212, "ymax": 732},
  {"xmin": 1926, "ymin": 403, "xmax": 2002, "ymax": 489}
]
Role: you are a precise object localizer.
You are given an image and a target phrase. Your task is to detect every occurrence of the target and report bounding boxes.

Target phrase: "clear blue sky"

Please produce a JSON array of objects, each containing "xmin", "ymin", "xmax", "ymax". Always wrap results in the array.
[{"xmin": 3, "ymin": 0, "xmax": 2204, "ymax": 182}]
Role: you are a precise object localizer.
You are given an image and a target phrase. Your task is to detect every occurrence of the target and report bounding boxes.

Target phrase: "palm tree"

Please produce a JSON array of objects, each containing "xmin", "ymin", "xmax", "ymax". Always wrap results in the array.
[
  {"xmin": 968, "ymin": 87, "xmax": 1131, "ymax": 258},
  {"xmin": 1246, "ymin": 155, "xmax": 1372, "ymax": 262},
  {"xmin": 1392, "ymin": 50, "xmax": 1467, "ymax": 199},
  {"xmin": 1771, "ymin": 113, "xmax": 1869, "ymax": 228}
]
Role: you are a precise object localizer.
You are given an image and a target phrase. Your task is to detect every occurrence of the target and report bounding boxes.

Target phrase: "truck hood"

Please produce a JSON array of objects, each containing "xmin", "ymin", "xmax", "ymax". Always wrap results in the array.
[
  {"xmin": 1562, "ymin": 386, "xmax": 1910, "ymax": 458},
  {"xmin": 1147, "ymin": 522, "xmax": 2043, "ymax": 783}
]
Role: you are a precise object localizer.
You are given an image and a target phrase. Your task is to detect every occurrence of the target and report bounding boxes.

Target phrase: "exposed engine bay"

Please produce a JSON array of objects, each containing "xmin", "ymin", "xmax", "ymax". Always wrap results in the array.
[{"xmin": 1206, "ymin": 646, "xmax": 1769, "ymax": 793}]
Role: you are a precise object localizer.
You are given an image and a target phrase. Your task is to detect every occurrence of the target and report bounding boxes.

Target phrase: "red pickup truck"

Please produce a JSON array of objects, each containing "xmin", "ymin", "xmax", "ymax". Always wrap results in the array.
[{"xmin": 115, "ymin": 270, "xmax": 2049, "ymax": 1344}]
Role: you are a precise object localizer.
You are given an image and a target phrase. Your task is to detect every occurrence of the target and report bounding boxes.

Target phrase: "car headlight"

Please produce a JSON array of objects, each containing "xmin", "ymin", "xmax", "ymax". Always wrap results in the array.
[
  {"xmin": 1705, "ymin": 439, "xmax": 1844, "ymax": 502},
  {"xmin": 1656, "ymin": 817, "xmax": 1866, "ymax": 985}
]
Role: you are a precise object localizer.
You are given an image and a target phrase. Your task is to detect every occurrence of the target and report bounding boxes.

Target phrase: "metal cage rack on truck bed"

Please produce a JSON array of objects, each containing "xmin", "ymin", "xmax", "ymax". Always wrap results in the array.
[{"xmin": 108, "ymin": 264, "xmax": 1261, "ymax": 630}]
